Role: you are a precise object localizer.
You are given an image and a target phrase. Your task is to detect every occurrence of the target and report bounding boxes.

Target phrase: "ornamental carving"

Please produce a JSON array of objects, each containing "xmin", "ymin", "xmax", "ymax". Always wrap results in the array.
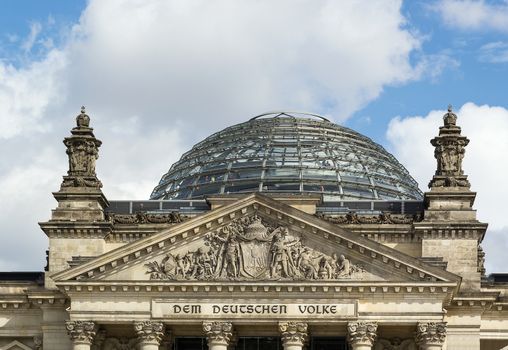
[
  {"xmin": 106, "ymin": 211, "xmax": 187, "ymax": 224},
  {"xmin": 102, "ymin": 337, "xmax": 138, "ymax": 350},
  {"xmin": 134, "ymin": 321, "xmax": 164, "ymax": 344},
  {"xmin": 317, "ymin": 212, "xmax": 421, "ymax": 225},
  {"xmin": 146, "ymin": 216, "xmax": 364, "ymax": 281},
  {"xmin": 203, "ymin": 321, "xmax": 233, "ymax": 345},
  {"xmin": 66, "ymin": 321, "xmax": 98, "ymax": 344},
  {"xmin": 33, "ymin": 336, "xmax": 43, "ymax": 350},
  {"xmin": 278, "ymin": 321, "xmax": 308, "ymax": 345},
  {"xmin": 415, "ymin": 322, "xmax": 446, "ymax": 347},
  {"xmin": 374, "ymin": 338, "xmax": 416, "ymax": 350},
  {"xmin": 347, "ymin": 322, "xmax": 378, "ymax": 346},
  {"xmin": 429, "ymin": 106, "xmax": 470, "ymax": 189},
  {"xmin": 60, "ymin": 107, "xmax": 103, "ymax": 189},
  {"xmin": 478, "ymin": 245, "xmax": 486, "ymax": 275}
]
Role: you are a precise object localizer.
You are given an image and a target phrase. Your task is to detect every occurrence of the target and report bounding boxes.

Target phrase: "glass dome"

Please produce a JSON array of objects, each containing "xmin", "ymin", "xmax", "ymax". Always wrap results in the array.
[{"xmin": 150, "ymin": 112, "xmax": 423, "ymax": 201}]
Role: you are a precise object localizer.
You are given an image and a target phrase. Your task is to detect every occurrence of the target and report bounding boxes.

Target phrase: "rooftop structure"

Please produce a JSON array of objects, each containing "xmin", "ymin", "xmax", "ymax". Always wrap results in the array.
[{"xmin": 150, "ymin": 112, "xmax": 423, "ymax": 201}]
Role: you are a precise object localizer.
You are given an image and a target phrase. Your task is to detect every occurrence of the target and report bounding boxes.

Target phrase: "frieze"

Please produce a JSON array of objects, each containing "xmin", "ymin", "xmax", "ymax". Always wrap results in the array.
[
  {"xmin": 317, "ymin": 212, "xmax": 421, "ymax": 225},
  {"xmin": 145, "ymin": 215, "xmax": 364, "ymax": 281},
  {"xmin": 106, "ymin": 211, "xmax": 187, "ymax": 225}
]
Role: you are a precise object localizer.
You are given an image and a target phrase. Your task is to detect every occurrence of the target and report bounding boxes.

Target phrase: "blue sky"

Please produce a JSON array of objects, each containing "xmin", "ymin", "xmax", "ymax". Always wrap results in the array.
[{"xmin": 0, "ymin": 0, "xmax": 507, "ymax": 272}]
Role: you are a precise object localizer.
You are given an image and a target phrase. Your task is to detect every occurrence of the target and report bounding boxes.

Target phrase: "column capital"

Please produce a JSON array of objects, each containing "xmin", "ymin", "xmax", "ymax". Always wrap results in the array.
[
  {"xmin": 278, "ymin": 321, "xmax": 308, "ymax": 347},
  {"xmin": 134, "ymin": 321, "xmax": 165, "ymax": 345},
  {"xmin": 415, "ymin": 322, "xmax": 447, "ymax": 348},
  {"xmin": 203, "ymin": 321, "xmax": 233, "ymax": 346},
  {"xmin": 347, "ymin": 321, "xmax": 378, "ymax": 347},
  {"xmin": 66, "ymin": 321, "xmax": 98, "ymax": 345}
]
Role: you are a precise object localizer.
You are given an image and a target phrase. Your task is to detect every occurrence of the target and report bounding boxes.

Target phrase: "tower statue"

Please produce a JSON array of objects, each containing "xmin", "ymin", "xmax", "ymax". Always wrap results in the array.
[
  {"xmin": 61, "ymin": 107, "xmax": 103, "ymax": 188},
  {"xmin": 428, "ymin": 105, "xmax": 470, "ymax": 188}
]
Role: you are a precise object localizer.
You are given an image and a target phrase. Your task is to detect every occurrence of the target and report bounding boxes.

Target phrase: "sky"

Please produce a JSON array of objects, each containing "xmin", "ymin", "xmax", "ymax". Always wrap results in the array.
[{"xmin": 0, "ymin": 0, "xmax": 507, "ymax": 273}]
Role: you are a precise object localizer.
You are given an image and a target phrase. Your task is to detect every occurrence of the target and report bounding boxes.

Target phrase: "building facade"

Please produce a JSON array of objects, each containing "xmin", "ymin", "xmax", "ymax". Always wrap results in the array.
[{"xmin": 0, "ymin": 109, "xmax": 507, "ymax": 350}]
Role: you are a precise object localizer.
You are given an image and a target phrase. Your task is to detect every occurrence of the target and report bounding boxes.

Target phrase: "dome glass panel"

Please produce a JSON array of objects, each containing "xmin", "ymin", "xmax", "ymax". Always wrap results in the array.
[{"xmin": 150, "ymin": 112, "xmax": 423, "ymax": 201}]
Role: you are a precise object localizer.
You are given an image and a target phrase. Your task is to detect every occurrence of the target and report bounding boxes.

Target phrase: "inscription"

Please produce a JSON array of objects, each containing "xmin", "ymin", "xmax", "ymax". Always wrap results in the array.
[{"xmin": 152, "ymin": 300, "xmax": 356, "ymax": 319}]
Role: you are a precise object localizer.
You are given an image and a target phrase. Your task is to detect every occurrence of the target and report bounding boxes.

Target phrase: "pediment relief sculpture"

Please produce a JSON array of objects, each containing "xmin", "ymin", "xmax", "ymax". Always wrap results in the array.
[{"xmin": 146, "ymin": 215, "xmax": 364, "ymax": 281}]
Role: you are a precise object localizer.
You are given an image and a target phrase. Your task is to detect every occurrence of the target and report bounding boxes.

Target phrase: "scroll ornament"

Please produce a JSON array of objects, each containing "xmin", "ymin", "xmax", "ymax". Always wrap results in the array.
[
  {"xmin": 279, "ymin": 322, "xmax": 308, "ymax": 345},
  {"xmin": 66, "ymin": 321, "xmax": 98, "ymax": 344},
  {"xmin": 146, "ymin": 216, "xmax": 364, "ymax": 281},
  {"xmin": 347, "ymin": 322, "xmax": 378, "ymax": 347},
  {"xmin": 415, "ymin": 322, "xmax": 447, "ymax": 347},
  {"xmin": 106, "ymin": 211, "xmax": 187, "ymax": 224},
  {"xmin": 317, "ymin": 212, "xmax": 421, "ymax": 225},
  {"xmin": 134, "ymin": 321, "xmax": 165, "ymax": 344},
  {"xmin": 203, "ymin": 321, "xmax": 233, "ymax": 345}
]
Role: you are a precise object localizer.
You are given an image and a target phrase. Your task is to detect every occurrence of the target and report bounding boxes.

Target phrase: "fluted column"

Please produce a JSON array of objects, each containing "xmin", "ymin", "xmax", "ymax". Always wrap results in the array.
[
  {"xmin": 415, "ymin": 322, "xmax": 447, "ymax": 350},
  {"xmin": 347, "ymin": 322, "xmax": 378, "ymax": 350},
  {"xmin": 278, "ymin": 322, "xmax": 308, "ymax": 350},
  {"xmin": 203, "ymin": 321, "xmax": 233, "ymax": 350},
  {"xmin": 66, "ymin": 321, "xmax": 98, "ymax": 350},
  {"xmin": 134, "ymin": 321, "xmax": 165, "ymax": 350}
]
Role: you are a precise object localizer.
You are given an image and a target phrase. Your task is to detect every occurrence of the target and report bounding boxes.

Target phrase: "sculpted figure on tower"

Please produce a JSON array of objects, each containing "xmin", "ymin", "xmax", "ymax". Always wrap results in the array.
[
  {"xmin": 429, "ymin": 105, "xmax": 471, "ymax": 188},
  {"xmin": 61, "ymin": 107, "xmax": 103, "ymax": 189}
]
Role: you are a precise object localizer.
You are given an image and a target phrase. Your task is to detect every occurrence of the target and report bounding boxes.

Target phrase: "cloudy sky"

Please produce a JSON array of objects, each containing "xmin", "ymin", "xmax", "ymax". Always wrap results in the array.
[{"xmin": 0, "ymin": 0, "xmax": 507, "ymax": 273}]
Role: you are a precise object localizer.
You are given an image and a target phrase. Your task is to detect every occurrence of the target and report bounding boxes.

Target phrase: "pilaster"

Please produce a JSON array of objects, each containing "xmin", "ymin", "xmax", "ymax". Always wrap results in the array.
[
  {"xmin": 66, "ymin": 321, "xmax": 98, "ymax": 350},
  {"xmin": 347, "ymin": 322, "xmax": 378, "ymax": 350},
  {"xmin": 415, "ymin": 322, "xmax": 447, "ymax": 350},
  {"xmin": 134, "ymin": 321, "xmax": 165, "ymax": 350},
  {"xmin": 203, "ymin": 321, "xmax": 233, "ymax": 350},
  {"xmin": 278, "ymin": 321, "xmax": 308, "ymax": 350}
]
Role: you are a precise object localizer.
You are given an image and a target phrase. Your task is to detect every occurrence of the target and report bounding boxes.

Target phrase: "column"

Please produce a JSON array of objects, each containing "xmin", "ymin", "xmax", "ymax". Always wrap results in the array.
[
  {"xmin": 66, "ymin": 321, "xmax": 98, "ymax": 350},
  {"xmin": 203, "ymin": 321, "xmax": 233, "ymax": 350},
  {"xmin": 347, "ymin": 322, "xmax": 378, "ymax": 350},
  {"xmin": 278, "ymin": 321, "xmax": 308, "ymax": 350},
  {"xmin": 415, "ymin": 322, "xmax": 447, "ymax": 350},
  {"xmin": 134, "ymin": 321, "xmax": 165, "ymax": 350}
]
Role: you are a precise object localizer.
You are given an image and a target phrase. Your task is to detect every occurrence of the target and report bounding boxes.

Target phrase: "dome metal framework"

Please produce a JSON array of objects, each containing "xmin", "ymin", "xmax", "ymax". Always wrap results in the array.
[{"xmin": 150, "ymin": 112, "xmax": 423, "ymax": 201}]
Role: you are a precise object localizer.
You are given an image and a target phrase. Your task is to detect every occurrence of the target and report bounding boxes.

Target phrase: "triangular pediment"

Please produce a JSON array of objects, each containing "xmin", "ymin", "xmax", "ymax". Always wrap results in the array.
[{"xmin": 52, "ymin": 193, "xmax": 460, "ymax": 287}]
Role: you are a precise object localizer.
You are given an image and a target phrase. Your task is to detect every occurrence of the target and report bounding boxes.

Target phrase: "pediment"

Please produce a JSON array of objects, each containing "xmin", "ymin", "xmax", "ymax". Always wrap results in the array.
[{"xmin": 52, "ymin": 193, "xmax": 460, "ymax": 287}]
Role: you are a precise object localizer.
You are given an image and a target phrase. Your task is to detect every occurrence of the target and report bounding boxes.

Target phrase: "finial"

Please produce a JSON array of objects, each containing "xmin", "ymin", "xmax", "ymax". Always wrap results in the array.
[
  {"xmin": 76, "ymin": 105, "xmax": 90, "ymax": 128},
  {"xmin": 443, "ymin": 104, "xmax": 457, "ymax": 127}
]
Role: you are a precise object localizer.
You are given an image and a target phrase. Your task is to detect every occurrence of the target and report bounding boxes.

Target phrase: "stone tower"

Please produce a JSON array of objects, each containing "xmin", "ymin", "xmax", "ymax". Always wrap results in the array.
[{"xmin": 39, "ymin": 107, "xmax": 112, "ymax": 289}]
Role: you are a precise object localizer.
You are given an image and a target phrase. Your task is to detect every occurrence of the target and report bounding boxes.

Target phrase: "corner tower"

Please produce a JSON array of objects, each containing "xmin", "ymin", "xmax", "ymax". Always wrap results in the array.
[
  {"xmin": 40, "ymin": 107, "xmax": 112, "ymax": 288},
  {"xmin": 415, "ymin": 106, "xmax": 488, "ymax": 291}
]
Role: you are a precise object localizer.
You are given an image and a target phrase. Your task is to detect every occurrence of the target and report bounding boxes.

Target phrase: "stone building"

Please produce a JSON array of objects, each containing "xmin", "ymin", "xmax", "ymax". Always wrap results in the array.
[{"xmin": 0, "ymin": 109, "xmax": 507, "ymax": 350}]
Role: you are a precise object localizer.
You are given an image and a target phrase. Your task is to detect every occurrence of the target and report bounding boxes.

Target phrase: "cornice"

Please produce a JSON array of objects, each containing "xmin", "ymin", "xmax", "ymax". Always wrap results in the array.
[
  {"xmin": 57, "ymin": 280, "xmax": 457, "ymax": 300},
  {"xmin": 39, "ymin": 221, "xmax": 113, "ymax": 238}
]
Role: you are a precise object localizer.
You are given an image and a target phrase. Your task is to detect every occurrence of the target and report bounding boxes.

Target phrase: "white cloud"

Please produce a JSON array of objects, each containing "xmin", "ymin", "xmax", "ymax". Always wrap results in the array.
[
  {"xmin": 433, "ymin": 0, "xmax": 508, "ymax": 32},
  {"xmin": 387, "ymin": 102, "xmax": 508, "ymax": 272},
  {"xmin": 478, "ymin": 41, "xmax": 508, "ymax": 63},
  {"xmin": 0, "ymin": 0, "xmax": 451, "ymax": 270}
]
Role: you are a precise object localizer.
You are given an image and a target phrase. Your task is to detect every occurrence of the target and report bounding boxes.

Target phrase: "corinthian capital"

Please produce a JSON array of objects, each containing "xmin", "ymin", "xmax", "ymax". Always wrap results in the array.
[
  {"xmin": 203, "ymin": 321, "xmax": 233, "ymax": 346},
  {"xmin": 134, "ymin": 321, "xmax": 165, "ymax": 345},
  {"xmin": 415, "ymin": 322, "xmax": 446, "ymax": 347},
  {"xmin": 347, "ymin": 322, "xmax": 378, "ymax": 347},
  {"xmin": 66, "ymin": 321, "xmax": 98, "ymax": 344},
  {"xmin": 278, "ymin": 321, "xmax": 308, "ymax": 346}
]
